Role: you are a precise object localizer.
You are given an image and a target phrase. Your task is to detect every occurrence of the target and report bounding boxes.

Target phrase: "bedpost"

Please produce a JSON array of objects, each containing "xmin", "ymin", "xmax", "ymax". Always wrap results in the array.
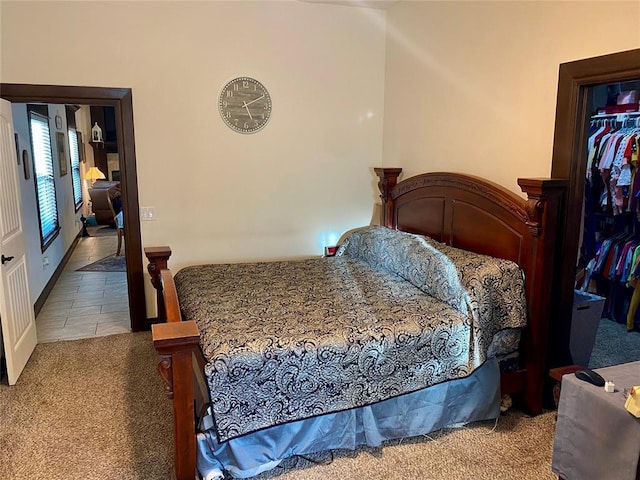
[
  {"xmin": 145, "ymin": 246, "xmax": 172, "ymax": 323},
  {"xmin": 153, "ymin": 320, "xmax": 199, "ymax": 480},
  {"xmin": 145, "ymin": 246, "xmax": 200, "ymax": 479},
  {"xmin": 374, "ymin": 168, "xmax": 402, "ymax": 227},
  {"xmin": 517, "ymin": 178, "xmax": 567, "ymax": 415}
]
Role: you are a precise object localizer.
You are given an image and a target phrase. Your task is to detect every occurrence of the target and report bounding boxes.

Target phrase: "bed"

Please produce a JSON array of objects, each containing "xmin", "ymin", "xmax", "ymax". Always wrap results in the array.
[{"xmin": 145, "ymin": 169, "xmax": 566, "ymax": 480}]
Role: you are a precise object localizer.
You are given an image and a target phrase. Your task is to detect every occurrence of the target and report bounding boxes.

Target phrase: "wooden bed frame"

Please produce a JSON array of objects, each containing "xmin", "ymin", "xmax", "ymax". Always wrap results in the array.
[{"xmin": 145, "ymin": 169, "xmax": 566, "ymax": 480}]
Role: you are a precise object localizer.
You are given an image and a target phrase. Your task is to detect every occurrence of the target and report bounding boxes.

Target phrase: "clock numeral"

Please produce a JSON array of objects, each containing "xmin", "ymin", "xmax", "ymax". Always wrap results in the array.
[
  {"xmin": 254, "ymin": 84, "xmax": 257, "ymax": 91},
  {"xmin": 264, "ymin": 104, "xmax": 269, "ymax": 110},
  {"xmin": 233, "ymin": 119, "xmax": 239, "ymax": 126},
  {"xmin": 226, "ymin": 91, "xmax": 233, "ymax": 98},
  {"xmin": 254, "ymin": 121, "xmax": 259, "ymax": 127},
  {"xmin": 233, "ymin": 83, "xmax": 239, "ymax": 91},
  {"xmin": 226, "ymin": 112, "xmax": 231, "ymax": 119},
  {"xmin": 222, "ymin": 100, "xmax": 228, "ymax": 108},
  {"xmin": 242, "ymin": 81, "xmax": 249, "ymax": 89}
]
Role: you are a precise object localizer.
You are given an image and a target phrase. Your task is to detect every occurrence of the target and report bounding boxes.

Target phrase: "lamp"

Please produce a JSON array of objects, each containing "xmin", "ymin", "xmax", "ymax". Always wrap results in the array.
[
  {"xmin": 84, "ymin": 166, "xmax": 105, "ymax": 185},
  {"xmin": 82, "ymin": 166, "xmax": 105, "ymax": 232}
]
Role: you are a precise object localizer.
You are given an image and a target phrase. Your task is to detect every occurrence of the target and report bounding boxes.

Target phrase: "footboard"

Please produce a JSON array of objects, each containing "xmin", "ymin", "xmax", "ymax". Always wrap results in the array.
[{"xmin": 145, "ymin": 246, "xmax": 199, "ymax": 480}]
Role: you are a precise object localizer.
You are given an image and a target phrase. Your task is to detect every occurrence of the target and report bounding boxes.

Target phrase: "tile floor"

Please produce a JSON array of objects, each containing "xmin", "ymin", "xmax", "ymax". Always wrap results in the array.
[{"xmin": 36, "ymin": 234, "xmax": 130, "ymax": 343}]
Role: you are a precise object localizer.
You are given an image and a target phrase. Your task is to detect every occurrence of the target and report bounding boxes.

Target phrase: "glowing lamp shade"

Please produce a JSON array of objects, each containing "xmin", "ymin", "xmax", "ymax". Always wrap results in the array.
[{"xmin": 84, "ymin": 167, "xmax": 106, "ymax": 182}]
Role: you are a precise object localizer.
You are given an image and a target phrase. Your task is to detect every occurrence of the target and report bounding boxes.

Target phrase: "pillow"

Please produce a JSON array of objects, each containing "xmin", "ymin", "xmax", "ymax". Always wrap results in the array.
[{"xmin": 338, "ymin": 226, "xmax": 468, "ymax": 313}]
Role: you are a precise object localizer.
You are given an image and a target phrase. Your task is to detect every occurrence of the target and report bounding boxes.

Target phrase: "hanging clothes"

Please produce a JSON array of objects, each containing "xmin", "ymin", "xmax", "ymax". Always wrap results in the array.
[{"xmin": 582, "ymin": 112, "xmax": 640, "ymax": 330}]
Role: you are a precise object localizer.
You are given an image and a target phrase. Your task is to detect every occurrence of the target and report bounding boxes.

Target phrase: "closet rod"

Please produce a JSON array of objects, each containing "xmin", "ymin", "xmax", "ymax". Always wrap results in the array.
[{"xmin": 591, "ymin": 111, "xmax": 640, "ymax": 119}]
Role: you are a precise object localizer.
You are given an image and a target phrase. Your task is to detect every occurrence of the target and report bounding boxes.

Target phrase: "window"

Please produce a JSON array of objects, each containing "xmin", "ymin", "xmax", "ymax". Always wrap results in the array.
[
  {"xmin": 68, "ymin": 129, "xmax": 82, "ymax": 209},
  {"xmin": 28, "ymin": 107, "xmax": 59, "ymax": 250}
]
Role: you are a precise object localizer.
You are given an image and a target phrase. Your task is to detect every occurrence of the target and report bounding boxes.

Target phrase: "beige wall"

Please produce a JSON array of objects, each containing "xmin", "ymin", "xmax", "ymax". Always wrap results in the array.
[
  {"xmin": 4, "ymin": 1, "xmax": 640, "ymax": 317},
  {"xmin": 382, "ymin": 1, "xmax": 640, "ymax": 194},
  {"xmin": 1, "ymin": 1, "xmax": 387, "ymax": 274}
]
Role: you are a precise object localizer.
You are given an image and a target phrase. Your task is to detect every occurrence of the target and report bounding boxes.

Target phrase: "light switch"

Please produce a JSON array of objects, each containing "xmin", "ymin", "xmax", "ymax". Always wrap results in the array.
[{"xmin": 141, "ymin": 207, "xmax": 156, "ymax": 221}]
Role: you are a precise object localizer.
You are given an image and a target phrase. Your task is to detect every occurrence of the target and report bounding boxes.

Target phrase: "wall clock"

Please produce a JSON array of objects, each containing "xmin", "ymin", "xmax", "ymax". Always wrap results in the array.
[{"xmin": 218, "ymin": 77, "xmax": 272, "ymax": 134}]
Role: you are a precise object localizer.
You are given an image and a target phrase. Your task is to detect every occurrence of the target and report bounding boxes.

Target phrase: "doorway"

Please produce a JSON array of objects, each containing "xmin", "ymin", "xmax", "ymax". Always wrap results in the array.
[
  {"xmin": 550, "ymin": 48, "xmax": 640, "ymax": 367},
  {"xmin": 0, "ymin": 84, "xmax": 147, "ymax": 332}
]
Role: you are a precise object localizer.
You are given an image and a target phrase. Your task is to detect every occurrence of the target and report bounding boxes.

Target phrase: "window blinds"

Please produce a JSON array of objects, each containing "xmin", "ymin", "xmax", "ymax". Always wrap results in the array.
[
  {"xmin": 29, "ymin": 111, "xmax": 59, "ymax": 248},
  {"xmin": 68, "ymin": 128, "xmax": 82, "ymax": 208}
]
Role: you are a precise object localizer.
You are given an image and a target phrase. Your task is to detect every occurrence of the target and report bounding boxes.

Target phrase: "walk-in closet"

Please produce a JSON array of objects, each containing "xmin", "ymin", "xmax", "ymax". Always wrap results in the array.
[{"xmin": 577, "ymin": 80, "xmax": 640, "ymax": 368}]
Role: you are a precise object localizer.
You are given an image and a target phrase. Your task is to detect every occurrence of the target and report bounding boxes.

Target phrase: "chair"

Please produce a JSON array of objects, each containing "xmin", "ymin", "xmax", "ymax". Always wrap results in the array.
[
  {"xmin": 88, "ymin": 181, "xmax": 121, "ymax": 226},
  {"xmin": 115, "ymin": 211, "xmax": 124, "ymax": 256}
]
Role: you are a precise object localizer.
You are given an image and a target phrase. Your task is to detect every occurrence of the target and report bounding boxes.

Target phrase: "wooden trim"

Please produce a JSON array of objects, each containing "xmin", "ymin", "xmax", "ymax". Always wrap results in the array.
[
  {"xmin": 0, "ymin": 83, "xmax": 147, "ymax": 332},
  {"xmin": 145, "ymin": 317, "xmax": 161, "ymax": 329},
  {"xmin": 0, "ymin": 84, "xmax": 133, "ymax": 104},
  {"xmin": 549, "ymin": 49, "xmax": 640, "ymax": 367},
  {"xmin": 116, "ymin": 89, "xmax": 145, "ymax": 332}
]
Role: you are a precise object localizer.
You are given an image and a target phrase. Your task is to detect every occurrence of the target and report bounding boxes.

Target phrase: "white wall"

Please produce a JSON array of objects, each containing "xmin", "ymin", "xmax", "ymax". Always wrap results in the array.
[
  {"xmin": 382, "ymin": 1, "xmax": 640, "ymax": 194},
  {"xmin": 11, "ymin": 104, "xmax": 84, "ymax": 302},
  {"xmin": 75, "ymin": 106, "xmax": 95, "ymax": 217},
  {"xmin": 1, "ymin": 1, "xmax": 387, "ymax": 277}
]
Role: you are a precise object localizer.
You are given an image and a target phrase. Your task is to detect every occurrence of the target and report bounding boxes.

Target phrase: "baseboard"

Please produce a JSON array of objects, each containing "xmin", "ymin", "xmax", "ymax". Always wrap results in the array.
[
  {"xmin": 33, "ymin": 231, "xmax": 82, "ymax": 317},
  {"xmin": 0, "ymin": 355, "xmax": 7, "ymax": 384},
  {"xmin": 146, "ymin": 317, "xmax": 161, "ymax": 329}
]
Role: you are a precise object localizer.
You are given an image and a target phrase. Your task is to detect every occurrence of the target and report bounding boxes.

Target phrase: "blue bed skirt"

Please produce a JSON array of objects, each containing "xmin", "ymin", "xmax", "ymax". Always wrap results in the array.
[{"xmin": 197, "ymin": 357, "xmax": 501, "ymax": 479}]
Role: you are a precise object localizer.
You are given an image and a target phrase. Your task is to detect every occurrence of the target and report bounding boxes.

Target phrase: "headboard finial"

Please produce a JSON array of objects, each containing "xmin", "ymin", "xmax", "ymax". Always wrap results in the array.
[
  {"xmin": 374, "ymin": 168, "xmax": 402, "ymax": 226},
  {"xmin": 518, "ymin": 178, "xmax": 567, "ymax": 237}
]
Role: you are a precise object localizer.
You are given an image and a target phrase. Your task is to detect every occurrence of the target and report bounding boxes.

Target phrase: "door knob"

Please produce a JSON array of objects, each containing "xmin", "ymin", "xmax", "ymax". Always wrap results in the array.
[{"xmin": 1, "ymin": 255, "xmax": 15, "ymax": 265}]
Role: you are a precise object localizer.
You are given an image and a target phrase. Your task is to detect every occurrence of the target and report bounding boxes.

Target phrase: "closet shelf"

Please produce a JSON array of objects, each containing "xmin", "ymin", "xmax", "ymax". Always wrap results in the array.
[{"xmin": 591, "ymin": 111, "xmax": 640, "ymax": 119}]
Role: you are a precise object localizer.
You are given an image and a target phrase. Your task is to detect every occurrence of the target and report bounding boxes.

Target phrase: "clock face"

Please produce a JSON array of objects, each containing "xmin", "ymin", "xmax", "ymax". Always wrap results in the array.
[{"xmin": 218, "ymin": 77, "xmax": 272, "ymax": 134}]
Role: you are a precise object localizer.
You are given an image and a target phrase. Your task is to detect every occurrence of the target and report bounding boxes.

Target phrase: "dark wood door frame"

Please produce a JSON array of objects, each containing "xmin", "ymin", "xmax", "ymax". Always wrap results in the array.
[
  {"xmin": 1, "ymin": 83, "xmax": 147, "ymax": 332},
  {"xmin": 549, "ymin": 48, "xmax": 640, "ymax": 366}
]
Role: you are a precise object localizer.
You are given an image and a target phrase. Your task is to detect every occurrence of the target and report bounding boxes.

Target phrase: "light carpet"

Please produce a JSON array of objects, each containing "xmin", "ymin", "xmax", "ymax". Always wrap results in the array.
[
  {"xmin": 0, "ymin": 332, "xmax": 559, "ymax": 480},
  {"xmin": 0, "ymin": 333, "xmax": 173, "ymax": 480}
]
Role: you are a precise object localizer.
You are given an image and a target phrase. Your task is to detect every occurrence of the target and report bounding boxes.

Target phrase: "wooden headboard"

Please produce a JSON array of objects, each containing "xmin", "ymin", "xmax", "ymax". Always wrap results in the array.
[{"xmin": 375, "ymin": 169, "xmax": 567, "ymax": 414}]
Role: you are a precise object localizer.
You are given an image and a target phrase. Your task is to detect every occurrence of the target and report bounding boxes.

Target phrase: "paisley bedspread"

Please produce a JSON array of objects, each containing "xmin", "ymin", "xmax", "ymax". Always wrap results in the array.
[{"xmin": 174, "ymin": 227, "xmax": 527, "ymax": 442}]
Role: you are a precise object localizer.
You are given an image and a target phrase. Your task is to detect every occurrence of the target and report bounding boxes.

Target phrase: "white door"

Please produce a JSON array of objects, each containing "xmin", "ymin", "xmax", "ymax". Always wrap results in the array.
[{"xmin": 0, "ymin": 98, "xmax": 37, "ymax": 385}]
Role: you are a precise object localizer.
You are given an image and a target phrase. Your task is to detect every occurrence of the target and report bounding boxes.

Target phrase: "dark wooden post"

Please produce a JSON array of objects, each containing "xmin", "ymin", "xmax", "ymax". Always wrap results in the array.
[
  {"xmin": 374, "ymin": 168, "xmax": 402, "ymax": 227},
  {"xmin": 153, "ymin": 320, "xmax": 200, "ymax": 480},
  {"xmin": 145, "ymin": 246, "xmax": 200, "ymax": 479},
  {"xmin": 517, "ymin": 177, "xmax": 567, "ymax": 415}
]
